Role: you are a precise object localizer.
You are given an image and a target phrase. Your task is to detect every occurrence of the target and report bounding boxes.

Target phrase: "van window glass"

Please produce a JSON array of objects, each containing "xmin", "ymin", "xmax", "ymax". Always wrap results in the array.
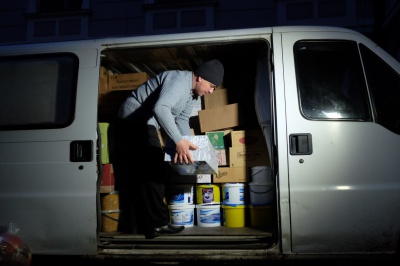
[
  {"xmin": 359, "ymin": 44, "xmax": 400, "ymax": 134},
  {"xmin": 294, "ymin": 41, "xmax": 371, "ymax": 121},
  {"xmin": 0, "ymin": 53, "xmax": 78, "ymax": 130}
]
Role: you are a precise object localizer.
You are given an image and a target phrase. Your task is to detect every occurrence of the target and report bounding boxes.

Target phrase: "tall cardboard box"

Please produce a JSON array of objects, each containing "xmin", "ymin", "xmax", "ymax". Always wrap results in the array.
[{"xmin": 198, "ymin": 103, "xmax": 242, "ymax": 132}]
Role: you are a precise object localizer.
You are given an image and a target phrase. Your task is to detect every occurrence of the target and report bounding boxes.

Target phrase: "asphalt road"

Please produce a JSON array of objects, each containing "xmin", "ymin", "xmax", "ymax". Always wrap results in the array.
[{"xmin": 29, "ymin": 255, "xmax": 399, "ymax": 266}]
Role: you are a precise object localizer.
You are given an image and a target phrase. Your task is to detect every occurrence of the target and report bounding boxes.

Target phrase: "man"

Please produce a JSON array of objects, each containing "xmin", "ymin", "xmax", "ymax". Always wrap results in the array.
[{"xmin": 115, "ymin": 59, "xmax": 224, "ymax": 239}]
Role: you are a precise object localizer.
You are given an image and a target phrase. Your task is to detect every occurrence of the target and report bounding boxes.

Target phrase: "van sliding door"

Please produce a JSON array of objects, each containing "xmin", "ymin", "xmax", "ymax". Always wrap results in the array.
[{"xmin": 0, "ymin": 48, "xmax": 99, "ymax": 255}]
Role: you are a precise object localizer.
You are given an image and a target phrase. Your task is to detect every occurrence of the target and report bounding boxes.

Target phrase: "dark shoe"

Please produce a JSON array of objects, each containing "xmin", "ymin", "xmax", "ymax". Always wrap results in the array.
[{"xmin": 145, "ymin": 223, "xmax": 185, "ymax": 239}]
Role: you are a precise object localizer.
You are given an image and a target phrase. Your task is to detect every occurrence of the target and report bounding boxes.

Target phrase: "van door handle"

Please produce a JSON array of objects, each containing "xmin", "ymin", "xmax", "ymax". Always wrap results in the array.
[
  {"xmin": 70, "ymin": 140, "xmax": 93, "ymax": 162},
  {"xmin": 289, "ymin": 134, "xmax": 313, "ymax": 155}
]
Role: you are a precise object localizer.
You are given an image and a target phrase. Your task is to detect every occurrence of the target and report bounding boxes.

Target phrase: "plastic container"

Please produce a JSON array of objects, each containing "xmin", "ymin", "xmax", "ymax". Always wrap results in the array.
[
  {"xmin": 168, "ymin": 204, "xmax": 195, "ymax": 227},
  {"xmin": 222, "ymin": 204, "xmax": 246, "ymax": 228},
  {"xmin": 249, "ymin": 205, "xmax": 275, "ymax": 230},
  {"xmin": 250, "ymin": 166, "xmax": 272, "ymax": 183},
  {"xmin": 101, "ymin": 191, "xmax": 119, "ymax": 210},
  {"xmin": 168, "ymin": 184, "xmax": 194, "ymax": 205},
  {"xmin": 222, "ymin": 183, "xmax": 246, "ymax": 206},
  {"xmin": 196, "ymin": 184, "xmax": 220, "ymax": 204},
  {"xmin": 100, "ymin": 191, "xmax": 120, "ymax": 232},
  {"xmin": 196, "ymin": 203, "xmax": 221, "ymax": 227},
  {"xmin": 248, "ymin": 182, "xmax": 274, "ymax": 206},
  {"xmin": 101, "ymin": 209, "xmax": 120, "ymax": 232}
]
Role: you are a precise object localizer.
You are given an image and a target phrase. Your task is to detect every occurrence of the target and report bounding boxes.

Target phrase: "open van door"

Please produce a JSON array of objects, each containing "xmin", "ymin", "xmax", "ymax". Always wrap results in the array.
[
  {"xmin": 0, "ymin": 45, "xmax": 100, "ymax": 255},
  {"xmin": 277, "ymin": 30, "xmax": 400, "ymax": 254}
]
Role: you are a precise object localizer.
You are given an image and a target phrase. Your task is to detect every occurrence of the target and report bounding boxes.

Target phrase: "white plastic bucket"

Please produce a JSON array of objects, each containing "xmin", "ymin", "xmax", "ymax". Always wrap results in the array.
[
  {"xmin": 196, "ymin": 203, "xmax": 221, "ymax": 227},
  {"xmin": 250, "ymin": 166, "xmax": 272, "ymax": 183},
  {"xmin": 248, "ymin": 182, "xmax": 274, "ymax": 206},
  {"xmin": 222, "ymin": 183, "xmax": 246, "ymax": 206},
  {"xmin": 168, "ymin": 184, "xmax": 194, "ymax": 205},
  {"xmin": 168, "ymin": 204, "xmax": 195, "ymax": 227}
]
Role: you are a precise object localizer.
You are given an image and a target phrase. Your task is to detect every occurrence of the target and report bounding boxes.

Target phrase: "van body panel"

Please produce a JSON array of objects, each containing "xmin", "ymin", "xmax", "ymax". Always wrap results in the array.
[
  {"xmin": 0, "ymin": 47, "xmax": 100, "ymax": 255},
  {"xmin": 280, "ymin": 31, "xmax": 400, "ymax": 253},
  {"xmin": 0, "ymin": 26, "xmax": 399, "ymax": 261},
  {"xmin": 270, "ymin": 31, "xmax": 292, "ymax": 255}
]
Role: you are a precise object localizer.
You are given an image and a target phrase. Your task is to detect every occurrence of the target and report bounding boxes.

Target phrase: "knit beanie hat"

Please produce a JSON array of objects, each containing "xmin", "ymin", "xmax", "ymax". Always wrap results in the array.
[{"xmin": 195, "ymin": 59, "xmax": 224, "ymax": 86}]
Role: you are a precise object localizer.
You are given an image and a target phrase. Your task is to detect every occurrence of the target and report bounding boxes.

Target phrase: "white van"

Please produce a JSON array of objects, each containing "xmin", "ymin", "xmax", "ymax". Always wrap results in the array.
[{"xmin": 1, "ymin": 26, "xmax": 400, "ymax": 262}]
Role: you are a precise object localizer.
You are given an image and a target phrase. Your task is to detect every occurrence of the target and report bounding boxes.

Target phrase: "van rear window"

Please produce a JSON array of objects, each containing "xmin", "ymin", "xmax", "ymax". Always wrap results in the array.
[{"xmin": 0, "ymin": 53, "xmax": 78, "ymax": 130}]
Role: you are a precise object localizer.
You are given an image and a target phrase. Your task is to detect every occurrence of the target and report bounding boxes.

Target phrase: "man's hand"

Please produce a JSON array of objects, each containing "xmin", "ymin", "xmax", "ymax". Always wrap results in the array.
[{"xmin": 174, "ymin": 139, "xmax": 198, "ymax": 164}]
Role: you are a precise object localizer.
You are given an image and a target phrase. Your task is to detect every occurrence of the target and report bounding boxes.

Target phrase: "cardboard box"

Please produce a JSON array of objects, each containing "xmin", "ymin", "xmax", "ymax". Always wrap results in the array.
[
  {"xmin": 100, "ymin": 164, "xmax": 115, "ymax": 193},
  {"xmin": 164, "ymin": 135, "xmax": 218, "ymax": 175},
  {"xmin": 98, "ymin": 76, "xmax": 108, "ymax": 93},
  {"xmin": 206, "ymin": 131, "xmax": 225, "ymax": 150},
  {"xmin": 100, "ymin": 66, "xmax": 109, "ymax": 77},
  {"xmin": 108, "ymin": 72, "xmax": 149, "ymax": 91},
  {"xmin": 217, "ymin": 149, "xmax": 228, "ymax": 166},
  {"xmin": 204, "ymin": 88, "xmax": 228, "ymax": 109},
  {"xmin": 198, "ymin": 103, "xmax": 242, "ymax": 133},
  {"xmin": 212, "ymin": 167, "xmax": 248, "ymax": 183},
  {"xmin": 230, "ymin": 130, "xmax": 268, "ymax": 148},
  {"xmin": 99, "ymin": 123, "xmax": 110, "ymax": 164},
  {"xmin": 229, "ymin": 147, "xmax": 270, "ymax": 167}
]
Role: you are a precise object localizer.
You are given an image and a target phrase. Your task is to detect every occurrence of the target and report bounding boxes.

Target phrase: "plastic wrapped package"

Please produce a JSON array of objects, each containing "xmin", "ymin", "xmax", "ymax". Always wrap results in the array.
[
  {"xmin": 164, "ymin": 135, "xmax": 219, "ymax": 175},
  {"xmin": 0, "ymin": 223, "xmax": 31, "ymax": 266}
]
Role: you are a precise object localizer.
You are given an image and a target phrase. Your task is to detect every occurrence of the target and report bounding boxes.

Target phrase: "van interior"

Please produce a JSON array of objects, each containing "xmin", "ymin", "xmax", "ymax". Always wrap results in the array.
[{"xmin": 96, "ymin": 39, "xmax": 277, "ymax": 252}]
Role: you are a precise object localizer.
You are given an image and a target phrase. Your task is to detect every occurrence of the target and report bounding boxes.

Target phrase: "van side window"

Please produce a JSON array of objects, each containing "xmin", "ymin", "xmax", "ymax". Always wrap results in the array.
[
  {"xmin": 294, "ymin": 41, "xmax": 371, "ymax": 121},
  {"xmin": 359, "ymin": 44, "xmax": 400, "ymax": 134},
  {"xmin": 0, "ymin": 53, "xmax": 78, "ymax": 130}
]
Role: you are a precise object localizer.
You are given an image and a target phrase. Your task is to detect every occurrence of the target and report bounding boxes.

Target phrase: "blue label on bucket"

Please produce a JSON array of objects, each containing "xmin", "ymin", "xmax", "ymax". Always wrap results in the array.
[
  {"xmin": 199, "ymin": 209, "xmax": 220, "ymax": 224},
  {"xmin": 225, "ymin": 191, "xmax": 229, "ymax": 200},
  {"xmin": 170, "ymin": 193, "xmax": 184, "ymax": 204},
  {"xmin": 170, "ymin": 209, "xmax": 194, "ymax": 226}
]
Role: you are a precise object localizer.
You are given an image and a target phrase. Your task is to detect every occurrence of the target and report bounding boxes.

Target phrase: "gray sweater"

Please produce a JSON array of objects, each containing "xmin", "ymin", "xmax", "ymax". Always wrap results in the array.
[{"xmin": 118, "ymin": 70, "xmax": 198, "ymax": 144}]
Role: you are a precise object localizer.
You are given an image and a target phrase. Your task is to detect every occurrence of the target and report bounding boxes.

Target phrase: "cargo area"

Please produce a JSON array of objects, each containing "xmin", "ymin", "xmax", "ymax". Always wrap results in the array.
[{"xmin": 96, "ymin": 39, "xmax": 277, "ymax": 257}]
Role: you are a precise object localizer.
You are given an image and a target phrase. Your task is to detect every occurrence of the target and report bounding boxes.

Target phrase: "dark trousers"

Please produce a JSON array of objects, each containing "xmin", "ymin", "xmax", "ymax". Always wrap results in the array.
[{"xmin": 113, "ymin": 119, "xmax": 169, "ymax": 234}]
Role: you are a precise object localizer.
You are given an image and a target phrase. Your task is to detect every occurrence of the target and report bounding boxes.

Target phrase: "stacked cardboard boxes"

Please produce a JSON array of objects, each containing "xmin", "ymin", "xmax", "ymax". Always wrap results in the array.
[
  {"xmin": 198, "ymin": 88, "xmax": 243, "ymax": 133},
  {"xmin": 212, "ymin": 130, "xmax": 270, "ymax": 183}
]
